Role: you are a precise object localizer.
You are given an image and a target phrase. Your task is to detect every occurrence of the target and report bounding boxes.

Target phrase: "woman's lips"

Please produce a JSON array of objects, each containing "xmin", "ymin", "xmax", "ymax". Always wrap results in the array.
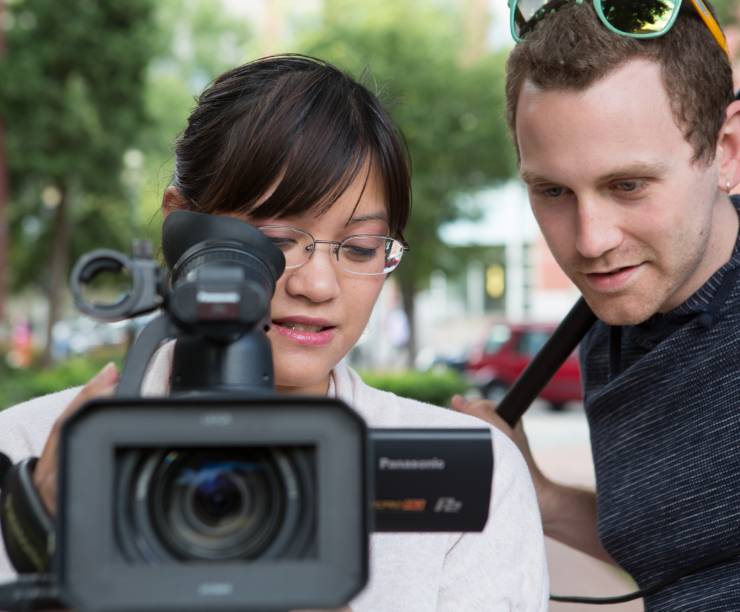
[
  {"xmin": 584, "ymin": 264, "xmax": 642, "ymax": 292},
  {"xmin": 271, "ymin": 319, "xmax": 336, "ymax": 346}
]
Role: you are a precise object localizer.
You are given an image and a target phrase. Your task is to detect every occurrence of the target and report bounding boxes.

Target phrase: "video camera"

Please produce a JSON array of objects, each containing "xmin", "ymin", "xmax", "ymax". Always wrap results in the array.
[{"xmin": 0, "ymin": 210, "xmax": 493, "ymax": 612}]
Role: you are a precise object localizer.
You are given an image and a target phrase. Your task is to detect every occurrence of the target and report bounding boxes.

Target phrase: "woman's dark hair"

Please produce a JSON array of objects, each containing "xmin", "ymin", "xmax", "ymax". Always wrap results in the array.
[{"xmin": 172, "ymin": 54, "xmax": 411, "ymax": 238}]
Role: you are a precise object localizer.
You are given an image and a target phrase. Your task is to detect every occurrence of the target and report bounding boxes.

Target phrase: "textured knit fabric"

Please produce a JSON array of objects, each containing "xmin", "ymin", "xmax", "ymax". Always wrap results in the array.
[
  {"xmin": 0, "ymin": 348, "xmax": 548, "ymax": 611},
  {"xmin": 580, "ymin": 196, "xmax": 740, "ymax": 611}
]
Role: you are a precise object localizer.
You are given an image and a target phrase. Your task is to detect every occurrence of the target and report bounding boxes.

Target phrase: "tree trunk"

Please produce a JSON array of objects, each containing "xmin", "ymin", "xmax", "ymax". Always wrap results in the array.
[
  {"xmin": 0, "ymin": 0, "xmax": 8, "ymax": 323},
  {"xmin": 399, "ymin": 276, "xmax": 417, "ymax": 369},
  {"xmin": 0, "ymin": 119, "xmax": 8, "ymax": 325},
  {"xmin": 41, "ymin": 185, "xmax": 69, "ymax": 368}
]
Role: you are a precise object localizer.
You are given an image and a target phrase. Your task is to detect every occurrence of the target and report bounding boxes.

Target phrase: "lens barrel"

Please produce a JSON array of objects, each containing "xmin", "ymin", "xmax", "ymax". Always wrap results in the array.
[{"xmin": 116, "ymin": 447, "xmax": 316, "ymax": 563}]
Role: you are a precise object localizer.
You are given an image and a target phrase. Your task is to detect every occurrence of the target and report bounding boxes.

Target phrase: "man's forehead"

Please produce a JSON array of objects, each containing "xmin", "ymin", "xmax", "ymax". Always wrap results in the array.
[
  {"xmin": 514, "ymin": 60, "xmax": 694, "ymax": 182},
  {"xmin": 516, "ymin": 58, "xmax": 668, "ymax": 115}
]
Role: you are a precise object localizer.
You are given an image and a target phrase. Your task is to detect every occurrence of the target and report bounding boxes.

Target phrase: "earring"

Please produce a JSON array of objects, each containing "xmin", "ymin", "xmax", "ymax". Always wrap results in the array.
[{"xmin": 728, "ymin": 181, "xmax": 733, "ymax": 193}]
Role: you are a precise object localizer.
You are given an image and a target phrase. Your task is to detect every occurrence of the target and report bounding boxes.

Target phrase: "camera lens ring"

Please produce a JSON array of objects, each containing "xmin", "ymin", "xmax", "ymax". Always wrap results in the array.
[
  {"xmin": 70, "ymin": 249, "xmax": 141, "ymax": 321},
  {"xmin": 153, "ymin": 449, "xmax": 284, "ymax": 560},
  {"xmin": 116, "ymin": 447, "xmax": 315, "ymax": 563}
]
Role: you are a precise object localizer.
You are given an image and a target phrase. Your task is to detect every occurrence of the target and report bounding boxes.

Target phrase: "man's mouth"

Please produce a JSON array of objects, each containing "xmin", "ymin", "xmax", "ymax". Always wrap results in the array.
[
  {"xmin": 583, "ymin": 264, "xmax": 642, "ymax": 291},
  {"xmin": 587, "ymin": 265, "xmax": 639, "ymax": 277}
]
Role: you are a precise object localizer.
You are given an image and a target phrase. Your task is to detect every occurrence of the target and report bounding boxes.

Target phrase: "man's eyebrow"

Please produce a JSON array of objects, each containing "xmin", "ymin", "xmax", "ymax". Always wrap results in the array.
[
  {"xmin": 520, "ymin": 161, "xmax": 669, "ymax": 186},
  {"xmin": 598, "ymin": 161, "xmax": 670, "ymax": 182},
  {"xmin": 519, "ymin": 170, "xmax": 548, "ymax": 185}
]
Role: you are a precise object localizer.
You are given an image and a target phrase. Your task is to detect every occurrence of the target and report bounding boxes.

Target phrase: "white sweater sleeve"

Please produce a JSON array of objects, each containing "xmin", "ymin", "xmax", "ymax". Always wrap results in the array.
[
  {"xmin": 438, "ymin": 430, "xmax": 548, "ymax": 610},
  {"xmin": 332, "ymin": 364, "xmax": 549, "ymax": 611},
  {"xmin": 0, "ymin": 388, "xmax": 77, "ymax": 584}
]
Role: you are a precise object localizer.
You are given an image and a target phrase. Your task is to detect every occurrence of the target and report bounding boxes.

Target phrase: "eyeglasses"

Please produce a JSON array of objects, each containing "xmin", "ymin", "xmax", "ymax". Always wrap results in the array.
[
  {"xmin": 257, "ymin": 225, "xmax": 409, "ymax": 276},
  {"xmin": 509, "ymin": 0, "xmax": 729, "ymax": 56}
]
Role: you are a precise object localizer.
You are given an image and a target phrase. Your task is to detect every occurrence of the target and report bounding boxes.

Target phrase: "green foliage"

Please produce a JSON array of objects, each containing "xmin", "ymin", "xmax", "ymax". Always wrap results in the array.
[
  {"xmin": 0, "ymin": 0, "xmax": 159, "ymax": 293},
  {"xmin": 300, "ymin": 0, "xmax": 516, "ymax": 290},
  {"xmin": 297, "ymin": 0, "xmax": 515, "ymax": 360},
  {"xmin": 304, "ymin": 0, "xmax": 515, "ymax": 283},
  {"xmin": 360, "ymin": 368, "xmax": 469, "ymax": 407},
  {"xmin": 0, "ymin": 346, "xmax": 125, "ymax": 409},
  {"xmin": 712, "ymin": 0, "xmax": 737, "ymax": 25},
  {"xmin": 131, "ymin": 0, "xmax": 256, "ymax": 251}
]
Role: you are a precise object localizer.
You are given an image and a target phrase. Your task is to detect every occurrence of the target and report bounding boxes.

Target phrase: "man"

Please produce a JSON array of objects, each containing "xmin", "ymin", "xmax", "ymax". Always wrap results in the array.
[{"xmin": 454, "ymin": 0, "xmax": 740, "ymax": 608}]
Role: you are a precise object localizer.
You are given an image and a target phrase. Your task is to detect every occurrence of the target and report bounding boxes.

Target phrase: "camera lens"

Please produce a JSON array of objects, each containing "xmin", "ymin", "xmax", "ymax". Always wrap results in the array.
[
  {"xmin": 155, "ymin": 450, "xmax": 283, "ymax": 560},
  {"xmin": 116, "ymin": 447, "xmax": 316, "ymax": 563},
  {"xmin": 192, "ymin": 471, "xmax": 243, "ymax": 526}
]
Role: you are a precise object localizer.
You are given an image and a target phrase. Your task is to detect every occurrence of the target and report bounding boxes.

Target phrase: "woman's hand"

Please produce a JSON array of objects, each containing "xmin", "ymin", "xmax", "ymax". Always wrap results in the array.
[
  {"xmin": 450, "ymin": 395, "xmax": 553, "ymax": 513},
  {"xmin": 33, "ymin": 363, "xmax": 119, "ymax": 515}
]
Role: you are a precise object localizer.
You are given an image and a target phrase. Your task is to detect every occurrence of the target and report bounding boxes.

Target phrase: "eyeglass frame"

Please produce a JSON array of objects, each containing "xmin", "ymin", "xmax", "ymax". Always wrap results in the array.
[
  {"xmin": 508, "ymin": 0, "xmax": 729, "ymax": 56},
  {"xmin": 256, "ymin": 224, "xmax": 410, "ymax": 276}
]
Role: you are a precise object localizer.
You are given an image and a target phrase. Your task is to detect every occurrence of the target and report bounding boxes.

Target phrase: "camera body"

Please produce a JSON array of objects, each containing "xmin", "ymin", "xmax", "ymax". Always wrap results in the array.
[
  {"xmin": 0, "ymin": 210, "xmax": 492, "ymax": 612},
  {"xmin": 59, "ymin": 396, "xmax": 369, "ymax": 612}
]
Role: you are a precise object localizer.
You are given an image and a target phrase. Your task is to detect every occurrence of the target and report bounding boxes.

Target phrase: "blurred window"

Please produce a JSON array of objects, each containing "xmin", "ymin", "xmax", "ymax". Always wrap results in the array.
[
  {"xmin": 516, "ymin": 330, "xmax": 550, "ymax": 356},
  {"xmin": 484, "ymin": 325, "xmax": 511, "ymax": 354}
]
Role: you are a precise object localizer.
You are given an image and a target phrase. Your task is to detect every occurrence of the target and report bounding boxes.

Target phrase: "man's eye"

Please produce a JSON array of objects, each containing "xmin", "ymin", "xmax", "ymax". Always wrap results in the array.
[
  {"xmin": 614, "ymin": 180, "xmax": 639, "ymax": 191},
  {"xmin": 611, "ymin": 180, "xmax": 647, "ymax": 196},
  {"xmin": 536, "ymin": 186, "xmax": 567, "ymax": 198}
]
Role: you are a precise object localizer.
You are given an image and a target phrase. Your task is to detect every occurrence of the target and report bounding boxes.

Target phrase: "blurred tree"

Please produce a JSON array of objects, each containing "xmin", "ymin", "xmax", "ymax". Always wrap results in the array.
[
  {"xmin": 0, "ymin": 0, "xmax": 158, "ymax": 366},
  {"xmin": 0, "ymin": 0, "xmax": 8, "ymax": 322},
  {"xmin": 301, "ymin": 0, "xmax": 516, "ymax": 365},
  {"xmin": 135, "ymin": 0, "xmax": 254, "ymax": 238},
  {"xmin": 0, "ymin": 0, "xmax": 253, "ymax": 366},
  {"xmin": 712, "ymin": 0, "xmax": 736, "ymax": 25}
]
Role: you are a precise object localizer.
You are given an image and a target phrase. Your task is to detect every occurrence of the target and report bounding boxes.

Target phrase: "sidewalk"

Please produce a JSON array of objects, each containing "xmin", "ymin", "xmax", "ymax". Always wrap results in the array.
[{"xmin": 523, "ymin": 406, "xmax": 644, "ymax": 612}]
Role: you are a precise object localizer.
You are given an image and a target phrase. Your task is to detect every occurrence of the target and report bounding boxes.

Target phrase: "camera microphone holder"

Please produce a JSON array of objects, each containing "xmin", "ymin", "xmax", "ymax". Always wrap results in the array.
[{"xmin": 495, "ymin": 297, "xmax": 596, "ymax": 426}]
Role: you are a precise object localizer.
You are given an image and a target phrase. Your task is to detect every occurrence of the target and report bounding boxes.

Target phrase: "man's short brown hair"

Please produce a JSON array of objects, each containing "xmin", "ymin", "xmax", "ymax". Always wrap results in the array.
[{"xmin": 505, "ymin": 2, "xmax": 734, "ymax": 163}]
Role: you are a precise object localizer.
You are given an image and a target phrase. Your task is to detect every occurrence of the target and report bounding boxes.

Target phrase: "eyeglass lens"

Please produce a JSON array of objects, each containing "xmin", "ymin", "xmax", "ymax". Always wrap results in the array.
[
  {"xmin": 259, "ymin": 226, "xmax": 404, "ymax": 275},
  {"xmin": 601, "ymin": 0, "xmax": 676, "ymax": 34},
  {"xmin": 515, "ymin": 0, "xmax": 677, "ymax": 38}
]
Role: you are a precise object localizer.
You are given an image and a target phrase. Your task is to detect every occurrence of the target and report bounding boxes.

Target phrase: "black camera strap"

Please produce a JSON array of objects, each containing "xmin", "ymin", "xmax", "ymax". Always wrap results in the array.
[
  {"xmin": 0, "ymin": 457, "xmax": 54, "ymax": 574},
  {"xmin": 551, "ymin": 545, "xmax": 740, "ymax": 604}
]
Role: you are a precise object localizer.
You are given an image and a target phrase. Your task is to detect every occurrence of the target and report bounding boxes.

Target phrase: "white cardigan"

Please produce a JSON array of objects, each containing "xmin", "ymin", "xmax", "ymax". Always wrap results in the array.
[{"xmin": 0, "ymin": 349, "xmax": 548, "ymax": 611}]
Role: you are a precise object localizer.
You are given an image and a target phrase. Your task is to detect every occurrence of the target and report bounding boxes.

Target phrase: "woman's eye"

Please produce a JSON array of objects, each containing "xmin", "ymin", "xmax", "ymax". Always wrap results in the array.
[
  {"xmin": 342, "ymin": 244, "xmax": 378, "ymax": 261},
  {"xmin": 267, "ymin": 237, "xmax": 298, "ymax": 251}
]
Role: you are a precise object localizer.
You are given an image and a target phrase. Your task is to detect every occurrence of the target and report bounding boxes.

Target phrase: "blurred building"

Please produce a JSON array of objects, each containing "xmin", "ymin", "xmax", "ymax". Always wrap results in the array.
[{"xmin": 410, "ymin": 181, "xmax": 579, "ymax": 368}]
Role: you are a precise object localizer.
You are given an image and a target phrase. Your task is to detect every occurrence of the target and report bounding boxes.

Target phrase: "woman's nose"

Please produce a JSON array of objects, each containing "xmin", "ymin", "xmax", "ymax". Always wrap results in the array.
[{"xmin": 284, "ymin": 244, "xmax": 342, "ymax": 302}]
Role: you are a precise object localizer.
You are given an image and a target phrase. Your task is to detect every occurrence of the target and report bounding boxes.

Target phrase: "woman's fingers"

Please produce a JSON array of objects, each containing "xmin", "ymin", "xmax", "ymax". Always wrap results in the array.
[{"xmin": 33, "ymin": 363, "xmax": 119, "ymax": 515}]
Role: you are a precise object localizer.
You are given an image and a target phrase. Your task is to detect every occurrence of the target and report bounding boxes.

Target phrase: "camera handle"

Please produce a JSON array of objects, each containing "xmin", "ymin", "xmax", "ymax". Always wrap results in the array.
[
  {"xmin": 495, "ymin": 297, "xmax": 596, "ymax": 427},
  {"xmin": 115, "ymin": 313, "xmax": 175, "ymax": 397}
]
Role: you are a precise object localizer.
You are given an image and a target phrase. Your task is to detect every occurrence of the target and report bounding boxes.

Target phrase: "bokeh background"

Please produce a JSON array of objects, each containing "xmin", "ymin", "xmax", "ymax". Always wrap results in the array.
[{"xmin": 0, "ymin": 1, "xmax": 738, "ymax": 609}]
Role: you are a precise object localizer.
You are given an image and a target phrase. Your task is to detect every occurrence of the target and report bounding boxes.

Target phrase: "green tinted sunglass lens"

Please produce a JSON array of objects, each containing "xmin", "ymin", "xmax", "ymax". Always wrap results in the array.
[
  {"xmin": 515, "ymin": 0, "xmax": 573, "ymax": 38},
  {"xmin": 601, "ymin": 0, "xmax": 677, "ymax": 35}
]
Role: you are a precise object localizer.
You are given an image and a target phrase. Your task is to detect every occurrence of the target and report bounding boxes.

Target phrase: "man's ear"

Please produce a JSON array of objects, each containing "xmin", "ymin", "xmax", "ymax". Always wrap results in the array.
[
  {"xmin": 162, "ymin": 186, "xmax": 189, "ymax": 219},
  {"xmin": 718, "ymin": 99, "xmax": 740, "ymax": 194}
]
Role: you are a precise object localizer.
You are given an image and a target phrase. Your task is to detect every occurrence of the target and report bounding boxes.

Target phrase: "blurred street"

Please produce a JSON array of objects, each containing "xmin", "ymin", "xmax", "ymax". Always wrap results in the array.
[{"xmin": 523, "ymin": 403, "xmax": 644, "ymax": 612}]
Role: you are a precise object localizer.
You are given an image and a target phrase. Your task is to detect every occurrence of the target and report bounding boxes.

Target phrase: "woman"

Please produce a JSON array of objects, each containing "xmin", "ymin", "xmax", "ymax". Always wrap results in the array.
[{"xmin": 0, "ymin": 55, "xmax": 547, "ymax": 610}]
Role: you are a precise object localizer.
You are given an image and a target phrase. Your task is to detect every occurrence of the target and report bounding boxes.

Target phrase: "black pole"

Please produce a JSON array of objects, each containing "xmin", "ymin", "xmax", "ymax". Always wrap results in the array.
[{"xmin": 496, "ymin": 297, "xmax": 597, "ymax": 427}]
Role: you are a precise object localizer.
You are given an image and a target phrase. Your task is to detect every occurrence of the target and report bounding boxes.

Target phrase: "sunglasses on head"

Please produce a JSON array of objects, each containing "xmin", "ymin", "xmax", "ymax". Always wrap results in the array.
[{"xmin": 509, "ymin": 0, "xmax": 729, "ymax": 56}]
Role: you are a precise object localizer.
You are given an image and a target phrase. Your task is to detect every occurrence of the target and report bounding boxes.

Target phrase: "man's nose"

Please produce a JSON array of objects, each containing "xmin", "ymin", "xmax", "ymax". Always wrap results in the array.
[{"xmin": 574, "ymin": 198, "xmax": 624, "ymax": 260}]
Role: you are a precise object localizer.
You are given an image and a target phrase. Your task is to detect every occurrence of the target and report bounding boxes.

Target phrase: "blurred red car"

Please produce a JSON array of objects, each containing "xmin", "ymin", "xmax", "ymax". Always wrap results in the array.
[{"xmin": 464, "ymin": 322, "xmax": 582, "ymax": 411}]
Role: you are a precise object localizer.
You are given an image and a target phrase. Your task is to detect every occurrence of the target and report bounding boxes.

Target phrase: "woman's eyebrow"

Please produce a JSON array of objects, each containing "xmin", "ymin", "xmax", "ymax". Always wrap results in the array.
[{"xmin": 347, "ymin": 213, "xmax": 389, "ymax": 225}]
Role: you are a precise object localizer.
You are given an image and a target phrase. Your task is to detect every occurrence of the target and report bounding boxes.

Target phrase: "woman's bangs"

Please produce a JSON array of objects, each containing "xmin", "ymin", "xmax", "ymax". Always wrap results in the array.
[{"xmin": 245, "ymin": 95, "xmax": 373, "ymax": 221}]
